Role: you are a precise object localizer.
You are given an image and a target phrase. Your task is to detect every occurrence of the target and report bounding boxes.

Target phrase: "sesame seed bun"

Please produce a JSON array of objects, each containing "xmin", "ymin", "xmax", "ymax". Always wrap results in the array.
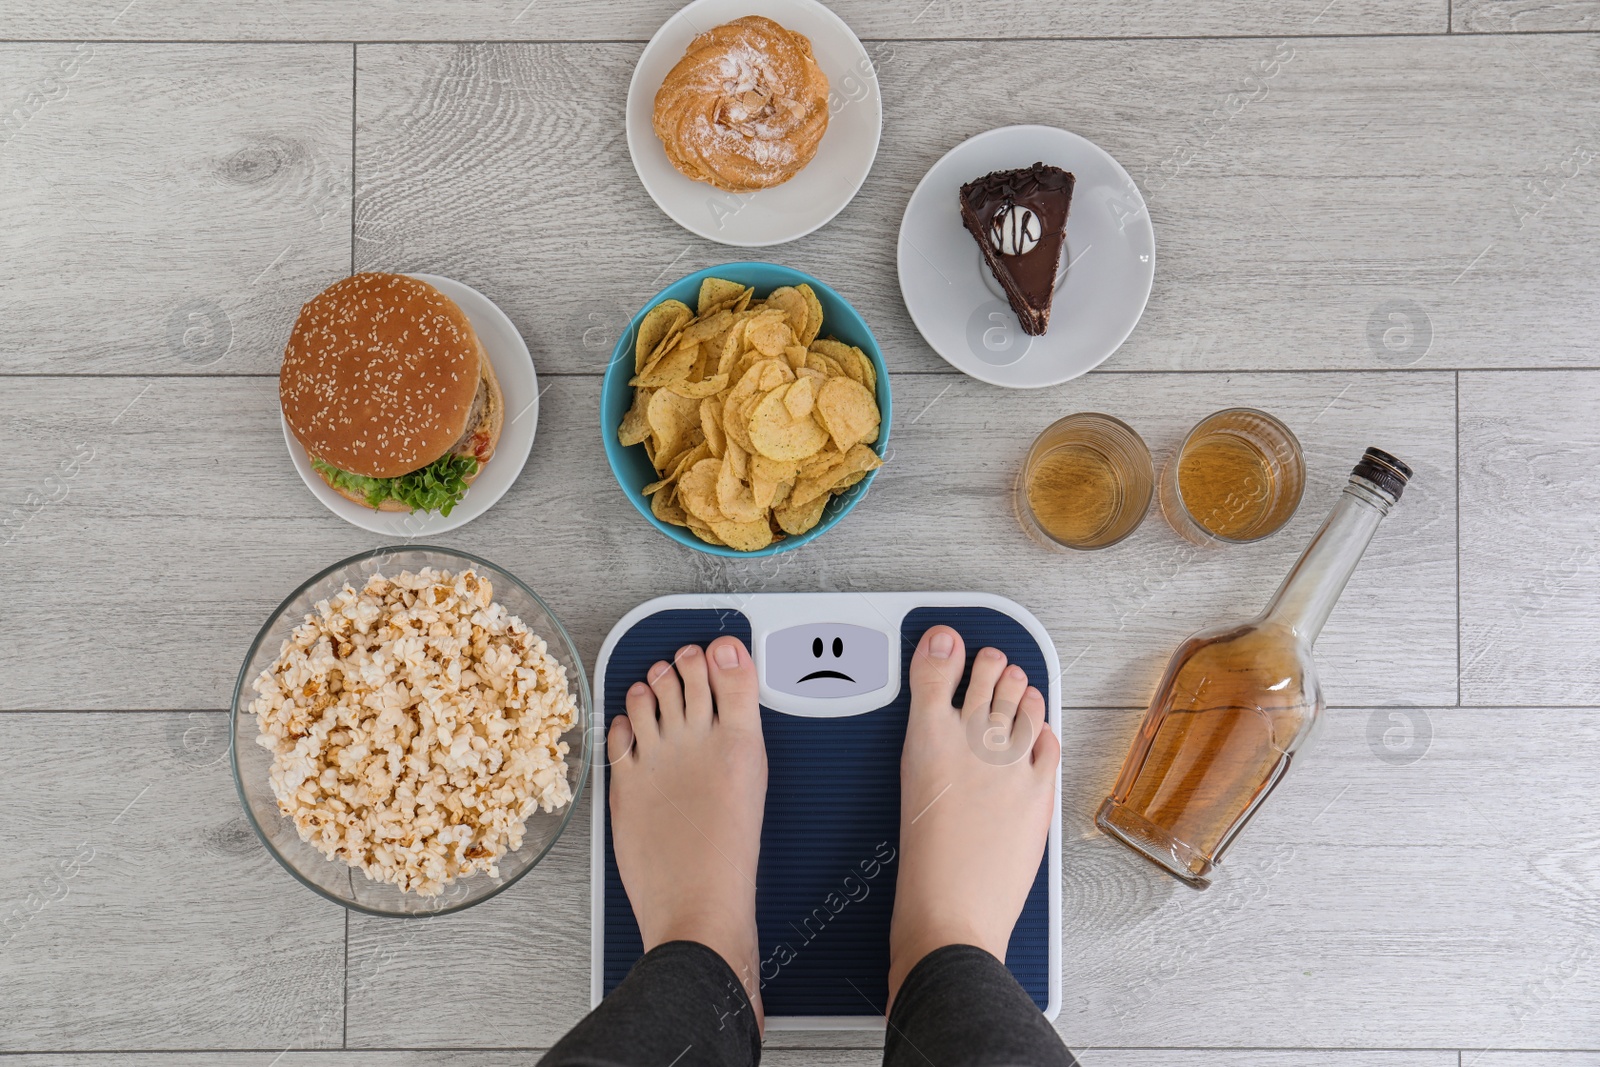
[
  {"xmin": 280, "ymin": 273, "xmax": 485, "ymax": 480},
  {"xmin": 315, "ymin": 352, "xmax": 504, "ymax": 512}
]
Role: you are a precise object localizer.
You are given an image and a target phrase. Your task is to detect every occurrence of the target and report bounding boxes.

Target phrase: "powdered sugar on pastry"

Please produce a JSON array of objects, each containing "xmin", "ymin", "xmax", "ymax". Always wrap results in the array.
[{"xmin": 653, "ymin": 16, "xmax": 830, "ymax": 192}]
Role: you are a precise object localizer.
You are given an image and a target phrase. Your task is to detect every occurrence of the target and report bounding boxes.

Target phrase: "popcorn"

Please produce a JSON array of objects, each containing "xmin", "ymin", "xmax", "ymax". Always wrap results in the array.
[{"xmin": 248, "ymin": 567, "xmax": 579, "ymax": 896}]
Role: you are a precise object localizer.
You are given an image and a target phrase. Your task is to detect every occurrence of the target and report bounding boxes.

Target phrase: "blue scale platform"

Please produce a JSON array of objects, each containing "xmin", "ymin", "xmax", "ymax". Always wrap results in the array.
[{"xmin": 591, "ymin": 594, "xmax": 1060, "ymax": 1029}]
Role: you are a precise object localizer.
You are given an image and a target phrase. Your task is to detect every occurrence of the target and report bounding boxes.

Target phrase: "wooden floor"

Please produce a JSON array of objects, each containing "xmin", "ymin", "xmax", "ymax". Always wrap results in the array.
[{"xmin": 3, "ymin": 0, "xmax": 1598, "ymax": 1062}]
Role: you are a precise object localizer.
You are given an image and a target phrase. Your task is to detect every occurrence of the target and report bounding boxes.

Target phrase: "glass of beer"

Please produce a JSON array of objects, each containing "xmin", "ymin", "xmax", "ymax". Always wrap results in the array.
[
  {"xmin": 1017, "ymin": 413, "xmax": 1154, "ymax": 550},
  {"xmin": 1161, "ymin": 408, "xmax": 1304, "ymax": 546}
]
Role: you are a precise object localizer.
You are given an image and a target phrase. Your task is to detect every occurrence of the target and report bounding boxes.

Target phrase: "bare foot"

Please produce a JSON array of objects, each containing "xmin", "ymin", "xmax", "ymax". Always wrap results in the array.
[
  {"xmin": 888, "ymin": 624, "xmax": 1061, "ymax": 1006},
  {"xmin": 607, "ymin": 636, "xmax": 768, "ymax": 1025}
]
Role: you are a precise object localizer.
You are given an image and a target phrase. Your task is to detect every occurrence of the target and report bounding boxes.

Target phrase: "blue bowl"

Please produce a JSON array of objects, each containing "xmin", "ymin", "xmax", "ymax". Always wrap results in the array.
[{"xmin": 601, "ymin": 263, "xmax": 892, "ymax": 557}]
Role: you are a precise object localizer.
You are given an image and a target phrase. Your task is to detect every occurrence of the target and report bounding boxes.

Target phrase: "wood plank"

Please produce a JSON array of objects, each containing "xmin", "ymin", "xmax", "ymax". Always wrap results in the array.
[
  {"xmin": 0, "ymin": 712, "xmax": 345, "ymax": 1051},
  {"xmin": 0, "ymin": 0, "xmax": 1445, "ymax": 43},
  {"xmin": 353, "ymin": 36, "xmax": 1600, "ymax": 377},
  {"xmin": 343, "ymin": 806, "xmax": 592, "ymax": 1048},
  {"xmin": 1471, "ymin": 1056, "xmax": 1600, "ymax": 1066},
  {"xmin": 1455, "ymin": 1, "xmax": 1600, "ymax": 31},
  {"xmin": 0, "ymin": 1055, "xmax": 879, "ymax": 1066},
  {"xmin": 0, "ymin": 1056, "xmax": 563, "ymax": 1066},
  {"xmin": 0, "ymin": 43, "xmax": 351, "ymax": 374},
  {"xmin": 1075, "ymin": 1055, "xmax": 1457, "ymax": 1067},
  {"xmin": 1057, "ymin": 706, "xmax": 1600, "ymax": 1050},
  {"xmin": 1460, "ymin": 371, "xmax": 1600, "ymax": 706},
  {"xmin": 0, "ymin": 371, "xmax": 1454, "ymax": 711}
]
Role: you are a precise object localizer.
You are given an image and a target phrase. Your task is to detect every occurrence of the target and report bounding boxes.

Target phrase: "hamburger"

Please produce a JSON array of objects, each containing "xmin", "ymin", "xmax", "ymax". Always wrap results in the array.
[{"xmin": 280, "ymin": 273, "xmax": 503, "ymax": 516}]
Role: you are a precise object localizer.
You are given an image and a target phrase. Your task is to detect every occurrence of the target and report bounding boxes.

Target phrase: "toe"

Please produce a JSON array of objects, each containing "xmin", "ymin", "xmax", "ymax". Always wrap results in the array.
[
  {"xmin": 706, "ymin": 636, "xmax": 761, "ymax": 729},
  {"xmin": 607, "ymin": 712, "xmax": 637, "ymax": 768},
  {"xmin": 960, "ymin": 647, "xmax": 1009, "ymax": 722},
  {"xmin": 1022, "ymin": 687, "xmax": 1060, "ymax": 772},
  {"xmin": 1031, "ymin": 720, "xmax": 1062, "ymax": 775},
  {"xmin": 909, "ymin": 625, "xmax": 965, "ymax": 716},
  {"xmin": 623, "ymin": 681, "xmax": 658, "ymax": 752},
  {"xmin": 648, "ymin": 659, "xmax": 685, "ymax": 731},
  {"xmin": 990, "ymin": 664, "xmax": 1028, "ymax": 729},
  {"xmin": 675, "ymin": 644, "xmax": 713, "ymax": 729}
]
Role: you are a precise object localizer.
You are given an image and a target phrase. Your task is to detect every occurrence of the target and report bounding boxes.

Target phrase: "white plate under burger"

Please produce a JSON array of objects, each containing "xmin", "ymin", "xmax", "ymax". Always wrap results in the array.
[
  {"xmin": 897, "ymin": 125, "xmax": 1156, "ymax": 389},
  {"xmin": 625, "ymin": 0, "xmax": 883, "ymax": 247},
  {"xmin": 281, "ymin": 273, "xmax": 538, "ymax": 536}
]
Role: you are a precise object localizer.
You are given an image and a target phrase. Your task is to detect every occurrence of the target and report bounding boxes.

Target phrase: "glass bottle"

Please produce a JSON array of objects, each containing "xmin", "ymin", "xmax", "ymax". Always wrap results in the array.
[{"xmin": 1096, "ymin": 447, "xmax": 1412, "ymax": 888}]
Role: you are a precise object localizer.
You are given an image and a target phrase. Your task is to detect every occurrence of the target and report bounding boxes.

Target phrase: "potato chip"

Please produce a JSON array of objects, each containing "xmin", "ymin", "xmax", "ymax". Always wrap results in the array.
[
  {"xmin": 682, "ymin": 309, "xmax": 735, "ymax": 348},
  {"xmin": 678, "ymin": 458, "xmax": 725, "ymax": 523},
  {"xmin": 806, "ymin": 351, "xmax": 847, "ymax": 379},
  {"xmin": 748, "ymin": 384, "xmax": 830, "ymax": 461},
  {"xmin": 708, "ymin": 516, "xmax": 774, "ymax": 552},
  {"xmin": 808, "ymin": 337, "xmax": 856, "ymax": 368},
  {"xmin": 651, "ymin": 489, "xmax": 690, "ymax": 527},
  {"xmin": 715, "ymin": 321, "xmax": 746, "ymax": 377},
  {"xmin": 799, "ymin": 445, "xmax": 848, "ymax": 482},
  {"xmin": 635, "ymin": 301, "xmax": 691, "ymax": 373},
  {"xmin": 668, "ymin": 440, "xmax": 710, "ymax": 484},
  {"xmin": 815, "ymin": 376, "xmax": 881, "ymax": 452},
  {"xmin": 746, "ymin": 312, "xmax": 794, "ymax": 358},
  {"xmin": 647, "ymin": 388, "xmax": 703, "ymax": 467},
  {"xmin": 791, "ymin": 443, "xmax": 881, "ymax": 508},
  {"xmin": 750, "ymin": 454, "xmax": 796, "ymax": 510},
  {"xmin": 717, "ymin": 443, "xmax": 764, "ymax": 523},
  {"xmin": 723, "ymin": 392, "xmax": 755, "ymax": 454},
  {"xmin": 619, "ymin": 278, "xmax": 884, "ymax": 550},
  {"xmin": 686, "ymin": 517, "xmax": 725, "ymax": 546},
  {"xmin": 795, "ymin": 284, "xmax": 824, "ymax": 346},
  {"xmin": 700, "ymin": 396, "xmax": 726, "ymax": 458},
  {"xmin": 771, "ymin": 477, "xmax": 793, "ymax": 510},
  {"xmin": 687, "ymin": 343, "xmax": 709, "ymax": 381},
  {"xmin": 847, "ymin": 346, "xmax": 877, "ymax": 393},
  {"xmin": 633, "ymin": 342, "xmax": 698, "ymax": 388},
  {"xmin": 775, "ymin": 492, "xmax": 828, "ymax": 536},
  {"xmin": 698, "ymin": 277, "xmax": 746, "ymax": 316},
  {"xmin": 765, "ymin": 286, "xmax": 810, "ymax": 338},
  {"xmin": 755, "ymin": 358, "xmax": 795, "ymax": 392},
  {"xmin": 783, "ymin": 374, "xmax": 816, "ymax": 420},
  {"xmin": 619, "ymin": 386, "xmax": 654, "ymax": 447},
  {"xmin": 665, "ymin": 373, "xmax": 729, "ymax": 400}
]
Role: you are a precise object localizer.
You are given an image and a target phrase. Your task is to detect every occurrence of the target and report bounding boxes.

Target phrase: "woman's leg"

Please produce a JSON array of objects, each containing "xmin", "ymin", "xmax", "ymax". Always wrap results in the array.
[
  {"xmin": 882, "ymin": 625, "xmax": 1076, "ymax": 1067},
  {"xmin": 541, "ymin": 637, "xmax": 768, "ymax": 1067},
  {"xmin": 885, "ymin": 944, "xmax": 1076, "ymax": 1067},
  {"xmin": 539, "ymin": 939, "xmax": 759, "ymax": 1067}
]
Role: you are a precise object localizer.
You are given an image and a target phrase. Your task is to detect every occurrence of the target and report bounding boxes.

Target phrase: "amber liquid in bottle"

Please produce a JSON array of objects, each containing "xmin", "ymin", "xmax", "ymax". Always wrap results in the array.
[{"xmin": 1097, "ymin": 448, "xmax": 1411, "ymax": 887}]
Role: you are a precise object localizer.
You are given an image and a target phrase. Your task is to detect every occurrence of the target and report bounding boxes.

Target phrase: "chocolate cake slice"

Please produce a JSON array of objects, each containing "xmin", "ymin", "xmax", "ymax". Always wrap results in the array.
[{"xmin": 958, "ymin": 163, "xmax": 1075, "ymax": 336}]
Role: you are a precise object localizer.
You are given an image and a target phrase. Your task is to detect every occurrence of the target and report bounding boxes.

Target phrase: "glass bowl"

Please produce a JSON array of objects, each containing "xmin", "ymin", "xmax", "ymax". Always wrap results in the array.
[{"xmin": 230, "ymin": 545, "xmax": 591, "ymax": 917}]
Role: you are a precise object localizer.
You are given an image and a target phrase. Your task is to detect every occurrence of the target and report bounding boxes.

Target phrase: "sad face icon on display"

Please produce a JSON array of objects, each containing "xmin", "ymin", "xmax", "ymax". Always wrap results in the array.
[{"xmin": 765, "ymin": 622, "xmax": 890, "ymax": 700}]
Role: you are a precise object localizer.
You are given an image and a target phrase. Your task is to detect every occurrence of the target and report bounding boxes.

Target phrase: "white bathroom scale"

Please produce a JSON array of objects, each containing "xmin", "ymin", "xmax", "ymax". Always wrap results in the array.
[{"xmin": 591, "ymin": 592, "xmax": 1062, "ymax": 1029}]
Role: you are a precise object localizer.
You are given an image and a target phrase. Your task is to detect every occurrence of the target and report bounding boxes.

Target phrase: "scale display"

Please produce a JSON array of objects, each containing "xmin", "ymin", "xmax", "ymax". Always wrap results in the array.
[{"xmin": 590, "ymin": 593, "xmax": 1062, "ymax": 1030}]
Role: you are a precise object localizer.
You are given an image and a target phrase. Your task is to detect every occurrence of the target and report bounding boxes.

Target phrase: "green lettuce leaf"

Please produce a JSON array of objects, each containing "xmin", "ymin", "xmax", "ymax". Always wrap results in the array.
[{"xmin": 312, "ymin": 453, "xmax": 479, "ymax": 516}]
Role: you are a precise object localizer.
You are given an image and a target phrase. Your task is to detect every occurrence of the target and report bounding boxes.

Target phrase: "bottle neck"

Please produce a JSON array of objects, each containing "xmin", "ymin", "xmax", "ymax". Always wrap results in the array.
[{"xmin": 1260, "ymin": 476, "xmax": 1396, "ymax": 646}]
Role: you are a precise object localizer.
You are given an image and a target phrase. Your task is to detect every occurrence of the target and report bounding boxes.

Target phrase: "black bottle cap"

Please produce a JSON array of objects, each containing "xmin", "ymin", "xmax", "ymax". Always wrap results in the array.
[{"xmin": 1352, "ymin": 447, "xmax": 1412, "ymax": 501}]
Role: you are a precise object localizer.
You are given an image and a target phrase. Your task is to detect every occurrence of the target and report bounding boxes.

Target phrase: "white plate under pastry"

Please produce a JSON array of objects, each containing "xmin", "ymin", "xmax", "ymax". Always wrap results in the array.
[
  {"xmin": 281, "ymin": 273, "xmax": 538, "ymax": 536},
  {"xmin": 897, "ymin": 125, "xmax": 1156, "ymax": 389},
  {"xmin": 626, "ymin": 0, "xmax": 882, "ymax": 247}
]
